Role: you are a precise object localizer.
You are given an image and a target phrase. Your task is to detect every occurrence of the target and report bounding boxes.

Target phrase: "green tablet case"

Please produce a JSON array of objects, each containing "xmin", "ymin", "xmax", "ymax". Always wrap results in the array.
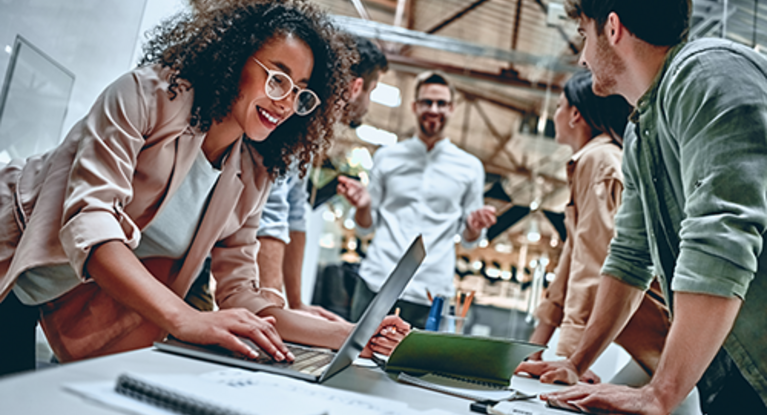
[{"xmin": 385, "ymin": 331, "xmax": 545, "ymax": 387}]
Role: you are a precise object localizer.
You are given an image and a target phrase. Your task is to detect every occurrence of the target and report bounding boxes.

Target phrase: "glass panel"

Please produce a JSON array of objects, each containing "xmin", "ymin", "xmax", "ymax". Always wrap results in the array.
[{"xmin": 0, "ymin": 35, "xmax": 74, "ymax": 160}]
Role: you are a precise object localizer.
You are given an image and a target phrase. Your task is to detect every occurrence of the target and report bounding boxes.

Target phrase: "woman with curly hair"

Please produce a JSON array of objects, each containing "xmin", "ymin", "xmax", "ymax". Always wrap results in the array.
[{"xmin": 0, "ymin": 0, "xmax": 408, "ymax": 376}]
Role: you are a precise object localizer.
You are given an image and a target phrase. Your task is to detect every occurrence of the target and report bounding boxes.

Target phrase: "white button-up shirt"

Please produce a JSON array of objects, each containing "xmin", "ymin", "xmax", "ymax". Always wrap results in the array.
[{"xmin": 357, "ymin": 136, "xmax": 485, "ymax": 305}]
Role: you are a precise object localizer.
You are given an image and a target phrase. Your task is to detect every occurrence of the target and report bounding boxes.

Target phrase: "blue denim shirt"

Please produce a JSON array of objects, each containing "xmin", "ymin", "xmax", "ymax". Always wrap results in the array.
[
  {"xmin": 256, "ymin": 171, "xmax": 307, "ymax": 244},
  {"xmin": 601, "ymin": 38, "xmax": 767, "ymax": 403}
]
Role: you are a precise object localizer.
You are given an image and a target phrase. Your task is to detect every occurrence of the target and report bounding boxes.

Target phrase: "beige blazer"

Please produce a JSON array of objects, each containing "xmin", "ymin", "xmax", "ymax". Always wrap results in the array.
[
  {"xmin": 535, "ymin": 135, "xmax": 670, "ymax": 375},
  {"xmin": 0, "ymin": 64, "xmax": 280, "ymax": 361}
]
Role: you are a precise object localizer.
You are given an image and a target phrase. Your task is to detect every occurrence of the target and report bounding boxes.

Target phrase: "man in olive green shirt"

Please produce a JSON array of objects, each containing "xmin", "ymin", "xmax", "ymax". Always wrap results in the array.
[{"xmin": 516, "ymin": 1, "xmax": 767, "ymax": 414}]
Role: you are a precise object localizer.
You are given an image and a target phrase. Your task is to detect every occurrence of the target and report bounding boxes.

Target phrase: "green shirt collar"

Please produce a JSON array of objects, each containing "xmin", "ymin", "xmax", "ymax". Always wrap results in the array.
[{"xmin": 629, "ymin": 42, "xmax": 686, "ymax": 123}]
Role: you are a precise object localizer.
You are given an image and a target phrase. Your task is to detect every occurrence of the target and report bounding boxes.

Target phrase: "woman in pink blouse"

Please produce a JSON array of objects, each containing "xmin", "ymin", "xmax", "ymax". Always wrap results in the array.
[{"xmin": 0, "ymin": 0, "xmax": 407, "ymax": 376}]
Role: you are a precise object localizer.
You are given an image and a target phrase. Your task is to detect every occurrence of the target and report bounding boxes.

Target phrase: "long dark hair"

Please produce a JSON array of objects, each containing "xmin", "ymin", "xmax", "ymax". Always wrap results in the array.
[
  {"xmin": 563, "ymin": 70, "xmax": 632, "ymax": 146},
  {"xmin": 139, "ymin": 0, "xmax": 353, "ymax": 178}
]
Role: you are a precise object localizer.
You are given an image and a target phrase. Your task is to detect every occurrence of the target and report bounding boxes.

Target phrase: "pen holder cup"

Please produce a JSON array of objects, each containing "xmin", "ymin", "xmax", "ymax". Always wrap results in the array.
[{"xmin": 439, "ymin": 314, "xmax": 466, "ymax": 334}]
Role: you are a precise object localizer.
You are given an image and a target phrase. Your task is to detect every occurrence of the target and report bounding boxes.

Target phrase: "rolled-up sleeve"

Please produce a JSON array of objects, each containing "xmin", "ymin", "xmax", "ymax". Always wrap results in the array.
[
  {"xmin": 286, "ymin": 175, "xmax": 308, "ymax": 234},
  {"xmin": 214, "ymin": 191, "xmax": 286, "ymax": 313},
  {"xmin": 59, "ymin": 71, "xmax": 151, "ymax": 277},
  {"xmin": 602, "ymin": 131, "xmax": 656, "ymax": 290},
  {"xmin": 459, "ymin": 159, "xmax": 486, "ymax": 249},
  {"xmin": 536, "ymin": 238, "xmax": 569, "ymax": 327},
  {"xmin": 256, "ymin": 175, "xmax": 291, "ymax": 244},
  {"xmin": 355, "ymin": 152, "xmax": 383, "ymax": 237},
  {"xmin": 664, "ymin": 49, "xmax": 767, "ymax": 299}
]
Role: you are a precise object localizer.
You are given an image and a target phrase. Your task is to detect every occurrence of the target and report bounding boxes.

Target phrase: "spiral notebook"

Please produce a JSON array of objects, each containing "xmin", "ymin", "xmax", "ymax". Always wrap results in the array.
[
  {"xmin": 155, "ymin": 235, "xmax": 425, "ymax": 384},
  {"xmin": 66, "ymin": 369, "xmax": 415, "ymax": 415}
]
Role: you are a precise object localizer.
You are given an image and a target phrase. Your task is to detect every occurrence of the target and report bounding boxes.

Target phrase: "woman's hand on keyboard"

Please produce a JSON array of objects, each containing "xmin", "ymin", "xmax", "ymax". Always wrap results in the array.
[
  {"xmin": 174, "ymin": 308, "xmax": 294, "ymax": 362},
  {"xmin": 359, "ymin": 314, "xmax": 411, "ymax": 358}
]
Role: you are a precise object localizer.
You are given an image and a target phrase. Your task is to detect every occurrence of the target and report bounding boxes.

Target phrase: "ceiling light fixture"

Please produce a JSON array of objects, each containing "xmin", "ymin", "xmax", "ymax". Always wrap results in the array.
[
  {"xmin": 370, "ymin": 82, "xmax": 401, "ymax": 107},
  {"xmin": 356, "ymin": 124, "xmax": 398, "ymax": 146}
]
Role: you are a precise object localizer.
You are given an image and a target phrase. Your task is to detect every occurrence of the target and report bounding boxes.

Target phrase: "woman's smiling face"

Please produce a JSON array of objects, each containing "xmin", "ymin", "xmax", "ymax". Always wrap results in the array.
[{"xmin": 231, "ymin": 34, "xmax": 315, "ymax": 142}]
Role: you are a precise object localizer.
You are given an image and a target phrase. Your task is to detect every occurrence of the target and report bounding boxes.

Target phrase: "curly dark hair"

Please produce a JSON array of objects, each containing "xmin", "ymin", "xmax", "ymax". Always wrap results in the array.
[{"xmin": 139, "ymin": 0, "xmax": 353, "ymax": 178}]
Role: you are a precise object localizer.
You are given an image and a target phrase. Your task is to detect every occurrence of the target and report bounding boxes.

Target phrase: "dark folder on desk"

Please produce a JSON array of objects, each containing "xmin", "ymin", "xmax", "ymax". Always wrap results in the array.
[{"xmin": 155, "ymin": 235, "xmax": 425, "ymax": 383}]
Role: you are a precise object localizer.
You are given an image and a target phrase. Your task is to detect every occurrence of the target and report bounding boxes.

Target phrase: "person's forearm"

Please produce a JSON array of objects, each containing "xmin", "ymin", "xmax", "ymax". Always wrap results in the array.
[
  {"xmin": 530, "ymin": 321, "xmax": 557, "ymax": 347},
  {"xmin": 257, "ymin": 236, "xmax": 286, "ymax": 291},
  {"xmin": 259, "ymin": 307, "xmax": 354, "ymax": 350},
  {"xmin": 354, "ymin": 205, "xmax": 373, "ymax": 229},
  {"xmin": 86, "ymin": 240, "xmax": 192, "ymax": 332},
  {"xmin": 462, "ymin": 225, "xmax": 481, "ymax": 243},
  {"xmin": 569, "ymin": 275, "xmax": 644, "ymax": 375},
  {"xmin": 647, "ymin": 292, "xmax": 742, "ymax": 414},
  {"xmin": 528, "ymin": 321, "xmax": 557, "ymax": 360},
  {"xmin": 283, "ymin": 231, "xmax": 306, "ymax": 308}
]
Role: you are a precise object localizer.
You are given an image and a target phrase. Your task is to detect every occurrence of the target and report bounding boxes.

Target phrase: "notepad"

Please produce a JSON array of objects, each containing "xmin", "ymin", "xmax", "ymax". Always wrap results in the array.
[{"xmin": 65, "ymin": 369, "xmax": 414, "ymax": 415}]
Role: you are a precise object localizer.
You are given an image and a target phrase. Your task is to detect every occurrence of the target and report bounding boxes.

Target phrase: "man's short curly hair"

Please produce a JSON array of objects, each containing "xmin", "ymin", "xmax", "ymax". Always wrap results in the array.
[{"xmin": 139, "ymin": 0, "xmax": 353, "ymax": 178}]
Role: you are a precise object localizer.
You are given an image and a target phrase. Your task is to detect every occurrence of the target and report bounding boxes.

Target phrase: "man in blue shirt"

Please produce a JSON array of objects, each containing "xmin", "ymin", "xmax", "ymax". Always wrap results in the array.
[
  {"xmin": 516, "ymin": 1, "xmax": 767, "ymax": 414},
  {"xmin": 255, "ymin": 36, "xmax": 390, "ymax": 321}
]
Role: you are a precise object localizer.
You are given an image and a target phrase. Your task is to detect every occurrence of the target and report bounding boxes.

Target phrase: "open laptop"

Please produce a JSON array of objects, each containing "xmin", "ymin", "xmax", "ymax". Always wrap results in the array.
[{"xmin": 154, "ymin": 235, "xmax": 426, "ymax": 383}]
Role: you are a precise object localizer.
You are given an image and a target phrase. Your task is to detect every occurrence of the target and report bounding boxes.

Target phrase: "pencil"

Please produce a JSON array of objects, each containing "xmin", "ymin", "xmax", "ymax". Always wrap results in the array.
[{"xmin": 460, "ymin": 290, "xmax": 475, "ymax": 319}]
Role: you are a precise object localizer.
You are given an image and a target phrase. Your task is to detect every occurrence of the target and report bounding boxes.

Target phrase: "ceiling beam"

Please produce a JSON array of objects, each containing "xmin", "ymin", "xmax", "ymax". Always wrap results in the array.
[
  {"xmin": 350, "ymin": 0, "xmax": 371, "ymax": 20},
  {"xmin": 332, "ymin": 15, "xmax": 580, "ymax": 74},
  {"xmin": 425, "ymin": 0, "xmax": 493, "ymax": 34},
  {"xmin": 532, "ymin": 0, "xmax": 580, "ymax": 54},
  {"xmin": 363, "ymin": 0, "xmax": 398, "ymax": 11},
  {"xmin": 511, "ymin": 0, "xmax": 524, "ymax": 50},
  {"xmin": 393, "ymin": 0, "xmax": 408, "ymax": 27},
  {"xmin": 386, "ymin": 53, "xmax": 564, "ymax": 97}
]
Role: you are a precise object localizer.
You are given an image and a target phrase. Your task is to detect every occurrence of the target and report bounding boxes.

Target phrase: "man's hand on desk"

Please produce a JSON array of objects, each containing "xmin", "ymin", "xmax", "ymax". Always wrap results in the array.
[
  {"xmin": 515, "ymin": 359, "xmax": 581, "ymax": 385},
  {"xmin": 359, "ymin": 314, "xmax": 411, "ymax": 358},
  {"xmin": 542, "ymin": 383, "xmax": 666, "ymax": 415},
  {"xmin": 173, "ymin": 308, "xmax": 294, "ymax": 363},
  {"xmin": 519, "ymin": 355, "xmax": 601, "ymax": 385}
]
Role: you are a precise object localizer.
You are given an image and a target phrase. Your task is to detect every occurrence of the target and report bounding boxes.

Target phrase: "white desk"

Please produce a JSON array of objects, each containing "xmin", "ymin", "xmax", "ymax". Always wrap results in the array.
[{"xmin": 0, "ymin": 347, "xmax": 563, "ymax": 414}]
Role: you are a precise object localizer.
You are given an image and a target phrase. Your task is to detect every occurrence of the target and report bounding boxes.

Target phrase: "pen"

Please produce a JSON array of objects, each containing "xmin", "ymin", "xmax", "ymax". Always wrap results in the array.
[
  {"xmin": 461, "ymin": 290, "xmax": 475, "ymax": 319},
  {"xmin": 384, "ymin": 307, "xmax": 402, "ymax": 335}
]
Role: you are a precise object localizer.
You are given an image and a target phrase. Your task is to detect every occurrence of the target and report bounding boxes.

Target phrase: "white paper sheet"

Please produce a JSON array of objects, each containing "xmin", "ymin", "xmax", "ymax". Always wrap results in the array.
[{"xmin": 65, "ymin": 368, "xmax": 426, "ymax": 415}]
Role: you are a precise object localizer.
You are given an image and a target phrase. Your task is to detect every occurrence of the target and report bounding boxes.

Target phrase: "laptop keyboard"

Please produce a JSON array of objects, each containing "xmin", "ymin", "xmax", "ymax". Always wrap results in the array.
[
  {"xmin": 239, "ymin": 339, "xmax": 335, "ymax": 377},
  {"xmin": 287, "ymin": 344, "xmax": 335, "ymax": 376}
]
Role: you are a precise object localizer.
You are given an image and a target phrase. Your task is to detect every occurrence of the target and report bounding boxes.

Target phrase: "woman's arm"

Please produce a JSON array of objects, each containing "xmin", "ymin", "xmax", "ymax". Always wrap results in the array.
[{"xmin": 87, "ymin": 240, "xmax": 293, "ymax": 361}]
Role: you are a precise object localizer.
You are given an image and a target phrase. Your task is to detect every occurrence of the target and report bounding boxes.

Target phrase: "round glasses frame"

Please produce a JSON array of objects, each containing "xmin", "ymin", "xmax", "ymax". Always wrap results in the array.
[{"xmin": 252, "ymin": 58, "xmax": 321, "ymax": 116}]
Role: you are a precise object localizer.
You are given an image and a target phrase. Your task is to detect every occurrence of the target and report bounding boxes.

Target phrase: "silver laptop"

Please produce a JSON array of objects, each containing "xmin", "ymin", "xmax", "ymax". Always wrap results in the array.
[{"xmin": 154, "ymin": 235, "xmax": 425, "ymax": 383}]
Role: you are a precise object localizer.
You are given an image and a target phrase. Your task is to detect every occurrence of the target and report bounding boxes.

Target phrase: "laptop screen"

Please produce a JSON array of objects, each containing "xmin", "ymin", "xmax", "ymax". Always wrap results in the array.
[{"xmin": 319, "ymin": 235, "xmax": 425, "ymax": 382}]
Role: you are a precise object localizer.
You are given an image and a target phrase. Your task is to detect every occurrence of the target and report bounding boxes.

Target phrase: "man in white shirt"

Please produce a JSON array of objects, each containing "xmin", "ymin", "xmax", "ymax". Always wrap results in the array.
[{"xmin": 338, "ymin": 71, "xmax": 496, "ymax": 328}]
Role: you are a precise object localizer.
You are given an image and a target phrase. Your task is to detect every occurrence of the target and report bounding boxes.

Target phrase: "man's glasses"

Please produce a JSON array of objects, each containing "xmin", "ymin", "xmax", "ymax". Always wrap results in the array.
[
  {"xmin": 252, "ymin": 58, "xmax": 321, "ymax": 116},
  {"xmin": 415, "ymin": 99, "xmax": 452, "ymax": 111}
]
